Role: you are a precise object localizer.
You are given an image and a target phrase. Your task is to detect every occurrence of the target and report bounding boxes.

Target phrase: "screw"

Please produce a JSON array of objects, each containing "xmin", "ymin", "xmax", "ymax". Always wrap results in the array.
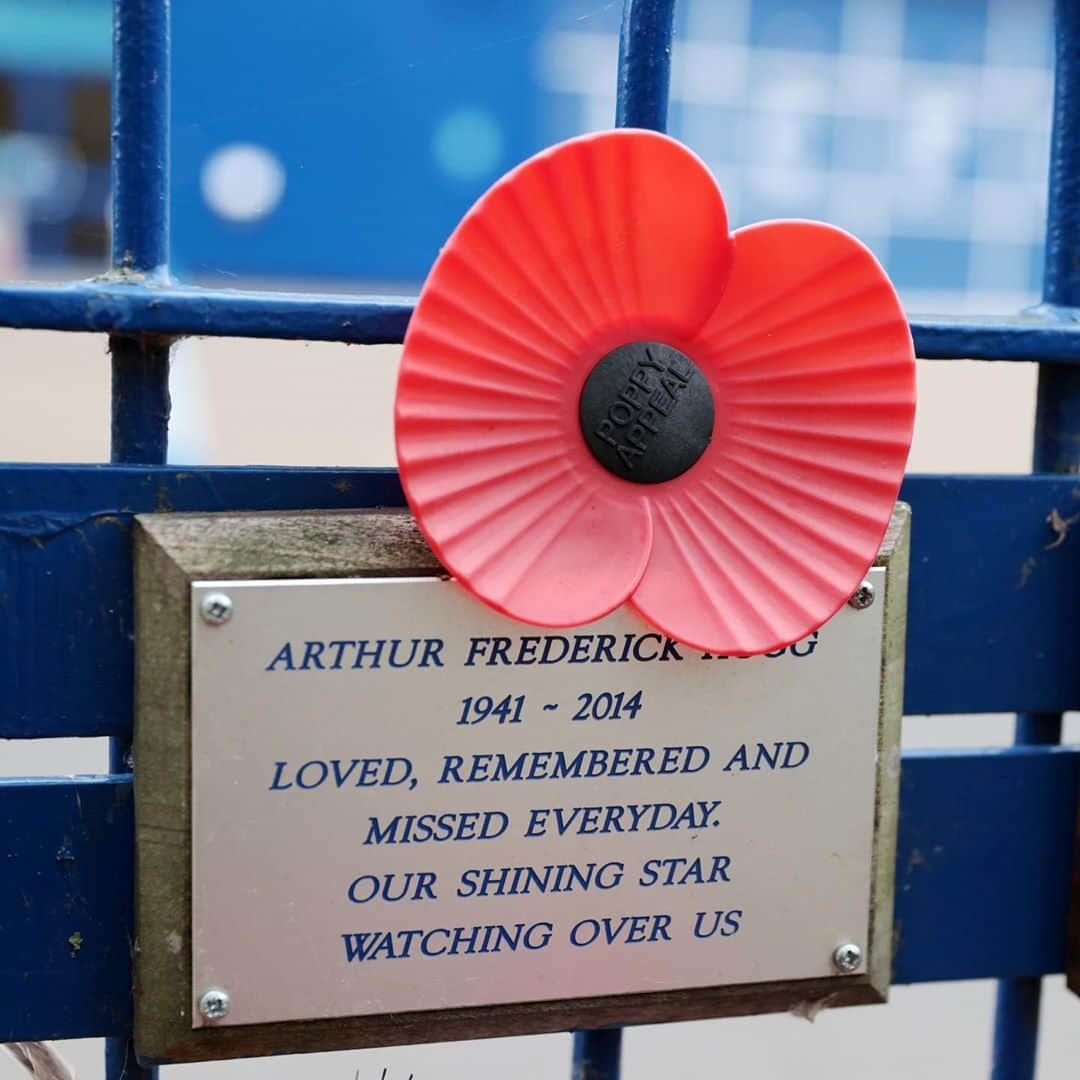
[
  {"xmin": 848, "ymin": 580, "xmax": 875, "ymax": 610},
  {"xmin": 832, "ymin": 941, "xmax": 863, "ymax": 973},
  {"xmin": 200, "ymin": 592, "xmax": 233, "ymax": 626},
  {"xmin": 198, "ymin": 987, "xmax": 231, "ymax": 1021}
]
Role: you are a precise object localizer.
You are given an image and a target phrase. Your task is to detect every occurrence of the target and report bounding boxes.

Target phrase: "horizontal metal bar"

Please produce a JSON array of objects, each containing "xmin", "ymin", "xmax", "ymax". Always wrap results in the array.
[
  {"xmin": 896, "ymin": 473, "xmax": 1080, "ymax": 715},
  {"xmin": 893, "ymin": 746, "xmax": 1079, "ymax": 983},
  {"xmin": 3, "ymin": 746, "xmax": 1074, "ymax": 1040},
  {"xmin": 1, "ymin": 467, "xmax": 1078, "ymax": 738},
  {"xmin": 1, "ymin": 776, "xmax": 135, "ymax": 1041},
  {"xmin": 911, "ymin": 308, "xmax": 1080, "ymax": 362},
  {"xmin": 0, "ymin": 280, "xmax": 413, "ymax": 345},
  {"xmin": 0, "ymin": 465, "xmax": 406, "ymax": 738},
  {"xmin": 1, "ymin": 279, "xmax": 1080, "ymax": 360}
]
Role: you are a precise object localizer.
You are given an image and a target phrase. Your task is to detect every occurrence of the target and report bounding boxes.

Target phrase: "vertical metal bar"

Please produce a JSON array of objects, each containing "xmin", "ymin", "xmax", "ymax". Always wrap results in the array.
[
  {"xmin": 111, "ymin": 0, "xmax": 170, "ymax": 277},
  {"xmin": 615, "ymin": 0, "xmax": 676, "ymax": 132},
  {"xmin": 109, "ymin": 0, "xmax": 172, "ymax": 466},
  {"xmin": 572, "ymin": 1029, "xmax": 622, "ymax": 1080},
  {"xmin": 1041, "ymin": 0, "xmax": 1080, "ymax": 313},
  {"xmin": 1034, "ymin": 0, "xmax": 1080, "ymax": 476},
  {"xmin": 993, "ymin": 978, "xmax": 1044, "ymax": 1080},
  {"xmin": 992, "ymin": 2, "xmax": 1080, "ymax": 1077},
  {"xmin": 110, "ymin": 334, "xmax": 171, "ymax": 464},
  {"xmin": 106, "ymin": 1034, "xmax": 157, "ymax": 1080},
  {"xmin": 107, "ymin": 1, "xmax": 171, "ymax": 1076},
  {"xmin": 991, "ymin": 713, "xmax": 1057, "ymax": 1079},
  {"xmin": 571, "ymin": 5, "xmax": 679, "ymax": 1077}
]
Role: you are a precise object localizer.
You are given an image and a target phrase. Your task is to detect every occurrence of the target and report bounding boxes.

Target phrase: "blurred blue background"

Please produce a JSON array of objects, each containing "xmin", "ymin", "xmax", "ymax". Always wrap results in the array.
[{"xmin": 0, "ymin": 0, "xmax": 1056, "ymax": 311}]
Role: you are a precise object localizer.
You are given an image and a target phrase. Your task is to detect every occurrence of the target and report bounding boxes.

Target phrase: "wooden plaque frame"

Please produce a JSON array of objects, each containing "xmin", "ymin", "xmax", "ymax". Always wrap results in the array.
[{"xmin": 133, "ymin": 504, "xmax": 910, "ymax": 1063}]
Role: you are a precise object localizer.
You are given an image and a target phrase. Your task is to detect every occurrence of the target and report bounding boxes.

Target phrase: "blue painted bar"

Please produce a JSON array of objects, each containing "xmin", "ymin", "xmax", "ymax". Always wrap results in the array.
[
  {"xmin": 572, "ymin": 1028, "xmax": 622, "ymax": 1080},
  {"xmin": 892, "ymin": 747, "xmax": 1079, "ymax": 984},
  {"xmin": 3, "ymin": 279, "xmax": 1080, "ymax": 361},
  {"xmin": 109, "ymin": 0, "xmax": 173, "ymax": 1069},
  {"xmin": 0, "ymin": 280, "xmax": 414, "ymax": 345},
  {"xmin": 0, "ymin": 465, "xmax": 405, "ymax": 739},
  {"xmin": 110, "ymin": 334, "xmax": 171, "ymax": 466},
  {"xmin": 913, "ymin": 309, "xmax": 1080, "ymax": 363},
  {"xmin": 109, "ymin": 0, "xmax": 173, "ymax": 465},
  {"xmin": 3, "ymin": 747, "xmax": 1074, "ymax": 1041},
  {"xmin": 1, "ymin": 468, "xmax": 1077, "ymax": 740},
  {"xmin": 0, "ymin": 777, "xmax": 135, "ymax": 1041},
  {"xmin": 896, "ymin": 474, "xmax": 1080, "ymax": 716},
  {"xmin": 616, "ymin": 0, "xmax": 675, "ymax": 132},
  {"xmin": 1044, "ymin": 4, "xmax": 1080, "ymax": 310},
  {"xmin": 1033, "ymin": 0, "xmax": 1080, "ymax": 475},
  {"xmin": 992, "ymin": 981, "xmax": 1042, "ymax": 1080},
  {"xmin": 111, "ymin": 0, "xmax": 170, "ymax": 276}
]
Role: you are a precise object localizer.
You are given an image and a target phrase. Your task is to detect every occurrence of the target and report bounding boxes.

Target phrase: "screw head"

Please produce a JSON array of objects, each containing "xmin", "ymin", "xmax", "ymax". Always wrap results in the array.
[
  {"xmin": 832, "ymin": 941, "xmax": 863, "ymax": 973},
  {"xmin": 848, "ymin": 580, "xmax": 875, "ymax": 610},
  {"xmin": 198, "ymin": 987, "xmax": 230, "ymax": 1020},
  {"xmin": 200, "ymin": 592, "xmax": 233, "ymax": 626}
]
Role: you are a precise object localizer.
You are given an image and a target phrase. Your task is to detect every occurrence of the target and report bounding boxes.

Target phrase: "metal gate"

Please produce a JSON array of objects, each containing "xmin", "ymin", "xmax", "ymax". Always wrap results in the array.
[{"xmin": 2, "ymin": 1, "xmax": 1079, "ymax": 1078}]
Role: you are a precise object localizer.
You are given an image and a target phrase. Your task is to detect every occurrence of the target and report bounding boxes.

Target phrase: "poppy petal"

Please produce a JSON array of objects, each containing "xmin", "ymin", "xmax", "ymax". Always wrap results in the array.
[
  {"xmin": 409, "ymin": 448, "xmax": 653, "ymax": 626},
  {"xmin": 397, "ymin": 129, "xmax": 731, "ymax": 627},
  {"xmin": 632, "ymin": 221, "xmax": 915, "ymax": 655}
]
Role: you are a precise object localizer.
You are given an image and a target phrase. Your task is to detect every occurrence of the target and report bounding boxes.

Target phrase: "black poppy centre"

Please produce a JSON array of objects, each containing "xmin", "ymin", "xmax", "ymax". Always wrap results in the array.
[{"xmin": 579, "ymin": 341, "xmax": 715, "ymax": 484}]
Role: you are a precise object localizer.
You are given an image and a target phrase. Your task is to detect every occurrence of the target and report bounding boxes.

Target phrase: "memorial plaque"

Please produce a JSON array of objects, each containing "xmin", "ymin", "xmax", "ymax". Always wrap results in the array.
[{"xmin": 134, "ymin": 506, "xmax": 908, "ymax": 1062}]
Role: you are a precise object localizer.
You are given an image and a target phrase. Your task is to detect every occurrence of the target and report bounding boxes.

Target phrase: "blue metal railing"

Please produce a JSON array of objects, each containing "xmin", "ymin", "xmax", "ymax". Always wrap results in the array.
[
  {"xmin": 0, "ymin": 2, "xmax": 1078, "ymax": 1079},
  {"xmin": 106, "ymin": 2, "xmax": 171, "ymax": 1077},
  {"xmin": 992, "ymin": 2, "xmax": 1080, "ymax": 1076}
]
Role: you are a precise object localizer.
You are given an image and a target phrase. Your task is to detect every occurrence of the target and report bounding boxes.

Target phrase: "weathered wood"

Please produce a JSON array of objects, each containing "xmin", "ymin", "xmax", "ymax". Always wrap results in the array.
[
  {"xmin": 133, "ymin": 504, "xmax": 909, "ymax": 1064},
  {"xmin": 869, "ymin": 503, "xmax": 909, "ymax": 998}
]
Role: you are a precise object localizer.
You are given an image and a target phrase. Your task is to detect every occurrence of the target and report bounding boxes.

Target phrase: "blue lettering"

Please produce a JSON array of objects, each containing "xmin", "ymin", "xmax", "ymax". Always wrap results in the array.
[
  {"xmin": 419, "ymin": 638, "xmax": 445, "ymax": 667},
  {"xmin": 782, "ymin": 742, "xmax": 810, "ymax": 769},
  {"xmin": 300, "ymin": 641, "xmax": 325, "ymax": 670},
  {"xmin": 632, "ymin": 634, "xmax": 661, "ymax": 662},
  {"xmin": 342, "ymin": 923, "xmax": 551, "ymax": 962},
  {"xmin": 351, "ymin": 639, "xmax": 385, "ymax": 669},
  {"xmin": 265, "ymin": 643, "xmax": 294, "ymax": 671},
  {"xmin": 722, "ymin": 742, "xmax": 808, "ymax": 772},
  {"xmin": 569, "ymin": 914, "xmax": 672, "ymax": 947},
  {"xmin": 364, "ymin": 811, "xmax": 509, "ymax": 845},
  {"xmin": 327, "ymin": 640, "xmax": 353, "ymax": 668},
  {"xmin": 568, "ymin": 635, "xmax": 593, "ymax": 663},
  {"xmin": 540, "ymin": 636, "xmax": 570, "ymax": 664},
  {"xmin": 296, "ymin": 760, "xmax": 328, "ymax": 789},
  {"xmin": 658, "ymin": 638, "xmax": 683, "ymax": 661},
  {"xmin": 639, "ymin": 855, "xmax": 732, "ymax": 887},
  {"xmin": 347, "ymin": 872, "xmax": 437, "ymax": 903},
  {"xmin": 593, "ymin": 634, "xmax": 619, "ymax": 662},
  {"xmin": 387, "ymin": 638, "xmax": 419, "ymax": 668},
  {"xmin": 488, "ymin": 637, "xmax": 513, "ymax": 665},
  {"xmin": 516, "ymin": 636, "xmax": 540, "ymax": 664},
  {"xmin": 693, "ymin": 909, "xmax": 743, "ymax": 939},
  {"xmin": 268, "ymin": 761, "xmax": 292, "ymax": 790},
  {"xmin": 464, "ymin": 638, "xmax": 489, "ymax": 666}
]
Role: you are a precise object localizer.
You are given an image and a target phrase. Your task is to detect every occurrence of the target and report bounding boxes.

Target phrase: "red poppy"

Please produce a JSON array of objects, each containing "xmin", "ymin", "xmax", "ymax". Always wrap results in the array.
[{"xmin": 395, "ymin": 129, "xmax": 915, "ymax": 655}]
